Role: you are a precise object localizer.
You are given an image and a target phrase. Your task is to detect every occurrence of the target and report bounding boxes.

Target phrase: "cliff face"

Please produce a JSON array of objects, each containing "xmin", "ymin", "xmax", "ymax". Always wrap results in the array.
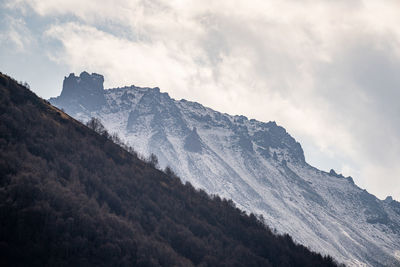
[
  {"xmin": 52, "ymin": 72, "xmax": 106, "ymax": 112},
  {"xmin": 49, "ymin": 73, "xmax": 400, "ymax": 266}
]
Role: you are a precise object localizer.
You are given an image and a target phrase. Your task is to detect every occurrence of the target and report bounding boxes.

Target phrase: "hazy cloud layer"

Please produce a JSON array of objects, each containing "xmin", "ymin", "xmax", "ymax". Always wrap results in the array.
[{"xmin": 2, "ymin": 0, "xmax": 400, "ymax": 200}]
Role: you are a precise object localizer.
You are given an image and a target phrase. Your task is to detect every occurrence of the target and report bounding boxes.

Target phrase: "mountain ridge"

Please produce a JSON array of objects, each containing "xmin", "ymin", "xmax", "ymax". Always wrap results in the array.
[
  {"xmin": 50, "ymin": 72, "xmax": 400, "ymax": 266},
  {"xmin": 0, "ymin": 71, "xmax": 340, "ymax": 266}
]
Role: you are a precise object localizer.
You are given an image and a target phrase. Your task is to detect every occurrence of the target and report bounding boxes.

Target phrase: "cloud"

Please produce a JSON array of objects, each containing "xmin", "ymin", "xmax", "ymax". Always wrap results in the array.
[
  {"xmin": 44, "ymin": 22, "xmax": 208, "ymax": 95},
  {"xmin": 0, "ymin": 15, "xmax": 35, "ymax": 52},
  {"xmin": 6, "ymin": 0, "xmax": 400, "ymax": 199}
]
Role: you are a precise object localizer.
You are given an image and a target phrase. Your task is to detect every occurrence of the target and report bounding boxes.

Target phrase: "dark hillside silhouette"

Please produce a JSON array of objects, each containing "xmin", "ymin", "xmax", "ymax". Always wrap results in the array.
[{"xmin": 0, "ymin": 72, "xmax": 340, "ymax": 266}]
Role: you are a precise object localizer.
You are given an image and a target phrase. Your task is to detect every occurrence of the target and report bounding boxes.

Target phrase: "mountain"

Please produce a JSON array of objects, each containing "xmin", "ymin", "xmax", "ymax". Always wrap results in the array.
[
  {"xmin": 50, "ymin": 72, "xmax": 400, "ymax": 266},
  {"xmin": 0, "ymin": 72, "xmax": 341, "ymax": 266}
]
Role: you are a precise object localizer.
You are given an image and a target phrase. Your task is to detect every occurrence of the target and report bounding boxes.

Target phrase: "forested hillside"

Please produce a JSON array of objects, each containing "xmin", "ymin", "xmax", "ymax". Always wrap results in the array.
[{"xmin": 0, "ymin": 72, "xmax": 339, "ymax": 266}]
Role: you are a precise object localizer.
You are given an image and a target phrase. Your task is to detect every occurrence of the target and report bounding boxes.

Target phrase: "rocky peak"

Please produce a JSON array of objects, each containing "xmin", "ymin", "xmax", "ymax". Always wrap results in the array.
[
  {"xmin": 55, "ymin": 71, "xmax": 106, "ymax": 112},
  {"xmin": 329, "ymin": 169, "xmax": 345, "ymax": 178},
  {"xmin": 385, "ymin": 196, "xmax": 394, "ymax": 202},
  {"xmin": 61, "ymin": 72, "xmax": 104, "ymax": 98},
  {"xmin": 251, "ymin": 121, "xmax": 305, "ymax": 163}
]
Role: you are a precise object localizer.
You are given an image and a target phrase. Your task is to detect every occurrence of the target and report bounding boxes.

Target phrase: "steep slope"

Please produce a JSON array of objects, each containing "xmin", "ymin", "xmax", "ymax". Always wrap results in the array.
[
  {"xmin": 50, "ymin": 72, "xmax": 400, "ymax": 266},
  {"xmin": 0, "ymin": 73, "xmax": 340, "ymax": 266}
]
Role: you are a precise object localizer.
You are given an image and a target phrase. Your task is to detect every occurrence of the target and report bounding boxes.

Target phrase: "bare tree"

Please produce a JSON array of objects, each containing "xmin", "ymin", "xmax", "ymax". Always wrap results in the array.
[
  {"xmin": 148, "ymin": 153, "xmax": 159, "ymax": 169},
  {"xmin": 86, "ymin": 117, "xmax": 106, "ymax": 135}
]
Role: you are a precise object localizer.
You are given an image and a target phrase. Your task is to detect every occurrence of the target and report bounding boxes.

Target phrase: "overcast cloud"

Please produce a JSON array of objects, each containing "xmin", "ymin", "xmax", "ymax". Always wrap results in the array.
[{"xmin": 1, "ymin": 0, "xmax": 399, "ymax": 200}]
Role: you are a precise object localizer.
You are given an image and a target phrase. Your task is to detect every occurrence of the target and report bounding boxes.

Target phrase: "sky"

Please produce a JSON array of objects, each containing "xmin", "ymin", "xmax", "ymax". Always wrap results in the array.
[{"xmin": 1, "ymin": 0, "xmax": 399, "ymax": 201}]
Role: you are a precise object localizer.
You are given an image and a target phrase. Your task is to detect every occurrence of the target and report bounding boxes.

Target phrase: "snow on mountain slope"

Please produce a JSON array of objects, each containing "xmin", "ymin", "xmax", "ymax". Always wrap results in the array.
[{"xmin": 50, "ymin": 72, "xmax": 400, "ymax": 266}]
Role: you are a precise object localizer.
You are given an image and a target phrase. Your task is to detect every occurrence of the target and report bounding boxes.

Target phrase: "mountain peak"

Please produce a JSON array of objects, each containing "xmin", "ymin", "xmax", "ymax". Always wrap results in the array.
[
  {"xmin": 385, "ymin": 196, "xmax": 394, "ymax": 202},
  {"xmin": 53, "ymin": 71, "xmax": 106, "ymax": 112},
  {"xmin": 329, "ymin": 169, "xmax": 345, "ymax": 178},
  {"xmin": 61, "ymin": 71, "xmax": 104, "ymax": 97}
]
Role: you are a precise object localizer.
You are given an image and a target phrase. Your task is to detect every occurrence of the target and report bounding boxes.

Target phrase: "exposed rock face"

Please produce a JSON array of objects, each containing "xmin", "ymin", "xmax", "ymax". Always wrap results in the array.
[
  {"xmin": 50, "ymin": 73, "xmax": 400, "ymax": 267},
  {"xmin": 51, "ymin": 72, "xmax": 106, "ymax": 112},
  {"xmin": 184, "ymin": 127, "xmax": 203, "ymax": 153}
]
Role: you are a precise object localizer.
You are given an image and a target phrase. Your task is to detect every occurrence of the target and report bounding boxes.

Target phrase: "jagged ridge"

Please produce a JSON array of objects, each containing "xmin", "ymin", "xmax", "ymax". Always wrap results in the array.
[{"xmin": 50, "ymin": 72, "xmax": 400, "ymax": 266}]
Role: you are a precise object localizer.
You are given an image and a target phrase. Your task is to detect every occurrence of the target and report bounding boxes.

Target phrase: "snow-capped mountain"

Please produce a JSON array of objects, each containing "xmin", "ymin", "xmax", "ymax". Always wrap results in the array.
[{"xmin": 50, "ymin": 72, "xmax": 400, "ymax": 266}]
